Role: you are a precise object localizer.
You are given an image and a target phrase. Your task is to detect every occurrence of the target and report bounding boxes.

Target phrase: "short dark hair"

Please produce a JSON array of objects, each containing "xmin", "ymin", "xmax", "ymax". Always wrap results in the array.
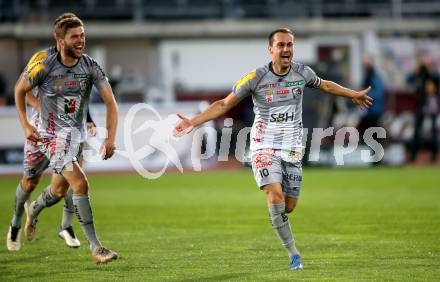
[
  {"xmin": 53, "ymin": 12, "xmax": 78, "ymax": 26},
  {"xmin": 268, "ymin": 28, "xmax": 294, "ymax": 46},
  {"xmin": 54, "ymin": 16, "xmax": 83, "ymax": 38}
]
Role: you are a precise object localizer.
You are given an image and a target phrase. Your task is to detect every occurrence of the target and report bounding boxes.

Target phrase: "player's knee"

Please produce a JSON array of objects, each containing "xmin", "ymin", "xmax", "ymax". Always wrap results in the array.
[
  {"xmin": 285, "ymin": 198, "xmax": 298, "ymax": 213},
  {"xmin": 266, "ymin": 190, "xmax": 284, "ymax": 204},
  {"xmin": 51, "ymin": 186, "xmax": 67, "ymax": 198},
  {"xmin": 285, "ymin": 204, "xmax": 296, "ymax": 214},
  {"xmin": 72, "ymin": 178, "xmax": 89, "ymax": 194},
  {"xmin": 21, "ymin": 177, "xmax": 40, "ymax": 192}
]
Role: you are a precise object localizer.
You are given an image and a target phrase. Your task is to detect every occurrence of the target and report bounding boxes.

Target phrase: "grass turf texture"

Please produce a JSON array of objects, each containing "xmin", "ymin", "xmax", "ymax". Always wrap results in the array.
[{"xmin": 0, "ymin": 166, "xmax": 439, "ymax": 281}]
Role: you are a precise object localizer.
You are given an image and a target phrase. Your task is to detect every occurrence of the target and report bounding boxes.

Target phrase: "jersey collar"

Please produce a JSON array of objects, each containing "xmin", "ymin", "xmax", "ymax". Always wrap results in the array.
[{"xmin": 268, "ymin": 62, "xmax": 291, "ymax": 78}]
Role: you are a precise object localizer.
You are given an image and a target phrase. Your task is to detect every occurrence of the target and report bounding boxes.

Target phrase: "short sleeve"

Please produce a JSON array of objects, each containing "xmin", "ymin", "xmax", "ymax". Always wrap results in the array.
[
  {"xmin": 90, "ymin": 59, "xmax": 110, "ymax": 90},
  {"xmin": 232, "ymin": 71, "xmax": 258, "ymax": 99},
  {"xmin": 302, "ymin": 65, "xmax": 321, "ymax": 88},
  {"xmin": 23, "ymin": 51, "xmax": 49, "ymax": 88}
]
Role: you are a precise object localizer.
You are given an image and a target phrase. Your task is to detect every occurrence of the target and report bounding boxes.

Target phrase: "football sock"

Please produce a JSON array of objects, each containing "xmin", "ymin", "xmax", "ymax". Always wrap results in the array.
[
  {"xmin": 73, "ymin": 194, "xmax": 102, "ymax": 250},
  {"xmin": 268, "ymin": 202, "xmax": 299, "ymax": 258},
  {"xmin": 30, "ymin": 186, "xmax": 61, "ymax": 218},
  {"xmin": 11, "ymin": 183, "xmax": 31, "ymax": 228},
  {"xmin": 61, "ymin": 189, "xmax": 75, "ymax": 229}
]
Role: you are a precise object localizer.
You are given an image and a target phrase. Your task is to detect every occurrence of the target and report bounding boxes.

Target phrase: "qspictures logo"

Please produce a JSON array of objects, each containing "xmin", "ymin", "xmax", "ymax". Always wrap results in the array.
[{"xmin": 82, "ymin": 103, "xmax": 387, "ymax": 180}]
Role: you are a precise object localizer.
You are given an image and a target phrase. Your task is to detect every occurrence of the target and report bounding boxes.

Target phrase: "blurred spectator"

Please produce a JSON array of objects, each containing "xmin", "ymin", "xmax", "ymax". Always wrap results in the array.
[
  {"xmin": 407, "ymin": 57, "xmax": 439, "ymax": 162},
  {"xmin": 359, "ymin": 55, "xmax": 385, "ymax": 134},
  {"xmin": 0, "ymin": 73, "xmax": 7, "ymax": 107}
]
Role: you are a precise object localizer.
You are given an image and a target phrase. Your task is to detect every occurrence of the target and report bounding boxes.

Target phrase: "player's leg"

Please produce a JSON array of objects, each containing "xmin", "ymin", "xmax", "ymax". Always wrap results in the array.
[
  {"xmin": 58, "ymin": 146, "xmax": 85, "ymax": 248},
  {"xmin": 263, "ymin": 183, "xmax": 302, "ymax": 270},
  {"xmin": 24, "ymin": 136, "xmax": 79, "ymax": 242},
  {"xmin": 62, "ymin": 161, "xmax": 117, "ymax": 263},
  {"xmin": 6, "ymin": 176, "xmax": 40, "ymax": 251},
  {"xmin": 251, "ymin": 149, "xmax": 302, "ymax": 270},
  {"xmin": 280, "ymin": 155, "xmax": 303, "ymax": 270},
  {"xmin": 57, "ymin": 188, "xmax": 81, "ymax": 248},
  {"xmin": 7, "ymin": 144, "xmax": 49, "ymax": 251},
  {"xmin": 24, "ymin": 172, "xmax": 69, "ymax": 241},
  {"xmin": 282, "ymin": 161, "xmax": 302, "ymax": 214}
]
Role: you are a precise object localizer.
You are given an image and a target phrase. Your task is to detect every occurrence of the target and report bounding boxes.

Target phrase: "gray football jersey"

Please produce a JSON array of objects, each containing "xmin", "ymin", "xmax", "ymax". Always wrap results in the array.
[
  {"xmin": 233, "ymin": 62, "xmax": 321, "ymax": 151},
  {"xmin": 27, "ymin": 46, "xmax": 58, "ymax": 124},
  {"xmin": 24, "ymin": 51, "xmax": 109, "ymax": 141}
]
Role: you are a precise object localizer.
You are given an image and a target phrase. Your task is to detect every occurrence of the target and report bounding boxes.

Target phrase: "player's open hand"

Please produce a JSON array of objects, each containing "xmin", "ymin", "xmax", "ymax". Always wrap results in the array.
[
  {"xmin": 352, "ymin": 86, "xmax": 373, "ymax": 110},
  {"xmin": 173, "ymin": 113, "xmax": 194, "ymax": 137},
  {"xmin": 24, "ymin": 123, "xmax": 42, "ymax": 142},
  {"xmin": 100, "ymin": 138, "xmax": 116, "ymax": 160}
]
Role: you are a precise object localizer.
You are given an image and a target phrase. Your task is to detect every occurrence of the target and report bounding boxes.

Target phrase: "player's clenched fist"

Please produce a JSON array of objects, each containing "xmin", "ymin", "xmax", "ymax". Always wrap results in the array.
[{"xmin": 24, "ymin": 123, "xmax": 42, "ymax": 142}]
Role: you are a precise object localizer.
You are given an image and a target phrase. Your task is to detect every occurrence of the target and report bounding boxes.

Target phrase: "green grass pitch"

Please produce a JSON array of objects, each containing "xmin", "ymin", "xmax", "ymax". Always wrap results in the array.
[{"xmin": 1, "ymin": 166, "xmax": 439, "ymax": 281}]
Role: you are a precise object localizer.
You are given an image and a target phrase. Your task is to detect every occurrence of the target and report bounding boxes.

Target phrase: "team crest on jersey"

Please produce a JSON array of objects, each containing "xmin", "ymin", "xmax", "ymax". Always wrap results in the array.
[
  {"xmin": 292, "ymin": 87, "xmax": 302, "ymax": 98},
  {"xmin": 79, "ymin": 79, "xmax": 90, "ymax": 95},
  {"xmin": 266, "ymin": 95, "xmax": 273, "ymax": 104}
]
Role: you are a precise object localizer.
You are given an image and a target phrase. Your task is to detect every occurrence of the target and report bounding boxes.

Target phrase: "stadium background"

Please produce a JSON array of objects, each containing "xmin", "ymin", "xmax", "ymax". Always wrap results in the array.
[{"xmin": 0, "ymin": 1, "xmax": 439, "ymax": 281}]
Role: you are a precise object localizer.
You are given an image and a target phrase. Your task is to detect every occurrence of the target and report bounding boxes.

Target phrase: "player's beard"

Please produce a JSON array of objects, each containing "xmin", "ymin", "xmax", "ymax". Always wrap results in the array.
[{"xmin": 64, "ymin": 43, "xmax": 83, "ymax": 59}]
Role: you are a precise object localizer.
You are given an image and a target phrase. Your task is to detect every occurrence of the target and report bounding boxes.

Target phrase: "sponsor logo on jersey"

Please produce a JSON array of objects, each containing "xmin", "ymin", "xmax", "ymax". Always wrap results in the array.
[
  {"xmin": 276, "ymin": 89, "xmax": 289, "ymax": 95},
  {"xmin": 265, "ymin": 90, "xmax": 273, "ymax": 95},
  {"xmin": 253, "ymin": 120, "xmax": 265, "ymax": 143},
  {"xmin": 49, "ymin": 74, "xmax": 69, "ymax": 79},
  {"xmin": 257, "ymin": 82, "xmax": 281, "ymax": 90},
  {"xmin": 64, "ymin": 98, "xmax": 76, "ymax": 113},
  {"xmin": 65, "ymin": 81, "xmax": 79, "ymax": 86},
  {"xmin": 46, "ymin": 112, "xmax": 56, "ymax": 136},
  {"xmin": 270, "ymin": 112, "xmax": 295, "ymax": 123},
  {"xmin": 252, "ymin": 149, "xmax": 275, "ymax": 169},
  {"xmin": 54, "ymin": 80, "xmax": 63, "ymax": 94},
  {"xmin": 288, "ymin": 150, "xmax": 302, "ymax": 162},
  {"xmin": 282, "ymin": 173, "xmax": 302, "ymax": 182},
  {"xmin": 74, "ymin": 73, "xmax": 89, "ymax": 79},
  {"xmin": 284, "ymin": 80, "xmax": 304, "ymax": 87}
]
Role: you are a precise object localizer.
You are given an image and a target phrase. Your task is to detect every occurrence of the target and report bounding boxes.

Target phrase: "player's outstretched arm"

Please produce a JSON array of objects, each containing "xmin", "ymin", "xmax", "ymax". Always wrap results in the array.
[
  {"xmin": 99, "ymin": 84, "xmax": 118, "ymax": 160},
  {"xmin": 14, "ymin": 74, "xmax": 41, "ymax": 142},
  {"xmin": 319, "ymin": 80, "xmax": 373, "ymax": 109},
  {"xmin": 173, "ymin": 92, "xmax": 240, "ymax": 137}
]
